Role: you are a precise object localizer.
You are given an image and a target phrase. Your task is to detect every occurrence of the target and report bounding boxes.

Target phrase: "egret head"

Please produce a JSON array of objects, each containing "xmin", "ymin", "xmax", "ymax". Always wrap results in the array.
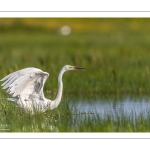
[{"xmin": 63, "ymin": 65, "xmax": 85, "ymax": 71}]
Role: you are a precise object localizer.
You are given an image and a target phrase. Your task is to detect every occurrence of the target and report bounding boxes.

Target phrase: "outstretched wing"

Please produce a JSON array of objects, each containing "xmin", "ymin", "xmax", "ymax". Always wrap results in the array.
[{"xmin": 0, "ymin": 67, "xmax": 49, "ymax": 101}]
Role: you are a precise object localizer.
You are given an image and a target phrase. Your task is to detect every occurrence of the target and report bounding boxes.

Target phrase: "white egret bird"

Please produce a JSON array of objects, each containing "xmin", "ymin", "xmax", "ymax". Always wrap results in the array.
[{"xmin": 0, "ymin": 65, "xmax": 84, "ymax": 113}]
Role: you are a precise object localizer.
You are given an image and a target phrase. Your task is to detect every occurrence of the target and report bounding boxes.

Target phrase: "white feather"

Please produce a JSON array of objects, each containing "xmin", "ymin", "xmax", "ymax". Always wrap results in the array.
[
  {"xmin": 1, "ymin": 67, "xmax": 49, "ymax": 112},
  {"xmin": 0, "ymin": 65, "xmax": 84, "ymax": 113}
]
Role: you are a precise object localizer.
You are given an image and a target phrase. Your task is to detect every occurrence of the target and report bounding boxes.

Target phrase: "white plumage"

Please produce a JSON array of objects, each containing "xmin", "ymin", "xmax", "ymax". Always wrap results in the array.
[{"xmin": 0, "ymin": 65, "xmax": 84, "ymax": 113}]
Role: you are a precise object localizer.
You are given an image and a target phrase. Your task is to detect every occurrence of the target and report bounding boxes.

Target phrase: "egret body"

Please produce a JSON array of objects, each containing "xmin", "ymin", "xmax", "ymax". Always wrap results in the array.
[{"xmin": 0, "ymin": 65, "xmax": 84, "ymax": 113}]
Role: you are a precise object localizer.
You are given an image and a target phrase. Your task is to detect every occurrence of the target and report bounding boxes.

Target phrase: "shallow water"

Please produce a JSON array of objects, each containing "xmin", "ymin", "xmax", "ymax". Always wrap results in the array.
[{"xmin": 68, "ymin": 95, "xmax": 150, "ymax": 117}]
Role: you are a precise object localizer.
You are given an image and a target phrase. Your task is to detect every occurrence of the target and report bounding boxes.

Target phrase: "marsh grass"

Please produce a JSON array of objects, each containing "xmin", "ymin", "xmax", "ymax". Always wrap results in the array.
[
  {"xmin": 1, "ymin": 93, "xmax": 150, "ymax": 132},
  {"xmin": 1, "ymin": 18, "xmax": 150, "ymax": 131},
  {"xmin": 0, "ymin": 27, "xmax": 150, "ymax": 94},
  {"xmin": 0, "ymin": 91, "xmax": 72, "ymax": 132},
  {"xmin": 70, "ymin": 109, "xmax": 150, "ymax": 132}
]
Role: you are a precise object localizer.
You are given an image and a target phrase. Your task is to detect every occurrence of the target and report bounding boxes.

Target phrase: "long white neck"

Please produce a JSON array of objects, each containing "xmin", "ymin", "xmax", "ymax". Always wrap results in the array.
[{"xmin": 49, "ymin": 68, "xmax": 65, "ymax": 109}]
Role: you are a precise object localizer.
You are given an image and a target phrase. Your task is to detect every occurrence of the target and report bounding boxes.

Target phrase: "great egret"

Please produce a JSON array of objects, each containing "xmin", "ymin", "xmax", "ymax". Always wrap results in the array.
[{"xmin": 0, "ymin": 65, "xmax": 84, "ymax": 113}]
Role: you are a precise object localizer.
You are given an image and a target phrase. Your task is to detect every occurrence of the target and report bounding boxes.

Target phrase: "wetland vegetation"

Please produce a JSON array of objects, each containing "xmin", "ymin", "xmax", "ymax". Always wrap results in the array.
[{"xmin": 1, "ymin": 18, "xmax": 150, "ymax": 132}]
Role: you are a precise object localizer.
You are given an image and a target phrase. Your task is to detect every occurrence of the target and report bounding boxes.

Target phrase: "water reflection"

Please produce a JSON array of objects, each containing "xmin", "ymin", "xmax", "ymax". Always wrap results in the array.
[{"xmin": 68, "ymin": 95, "xmax": 150, "ymax": 117}]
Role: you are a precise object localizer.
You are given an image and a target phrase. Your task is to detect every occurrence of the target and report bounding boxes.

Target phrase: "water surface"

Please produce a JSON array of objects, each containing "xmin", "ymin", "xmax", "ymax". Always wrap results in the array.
[{"xmin": 68, "ymin": 95, "xmax": 150, "ymax": 117}]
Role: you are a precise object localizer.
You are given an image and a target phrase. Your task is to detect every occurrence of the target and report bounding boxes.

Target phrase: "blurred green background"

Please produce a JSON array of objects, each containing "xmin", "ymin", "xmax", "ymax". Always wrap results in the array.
[
  {"xmin": 0, "ymin": 18, "xmax": 150, "ymax": 96},
  {"xmin": 1, "ymin": 18, "xmax": 150, "ymax": 132}
]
